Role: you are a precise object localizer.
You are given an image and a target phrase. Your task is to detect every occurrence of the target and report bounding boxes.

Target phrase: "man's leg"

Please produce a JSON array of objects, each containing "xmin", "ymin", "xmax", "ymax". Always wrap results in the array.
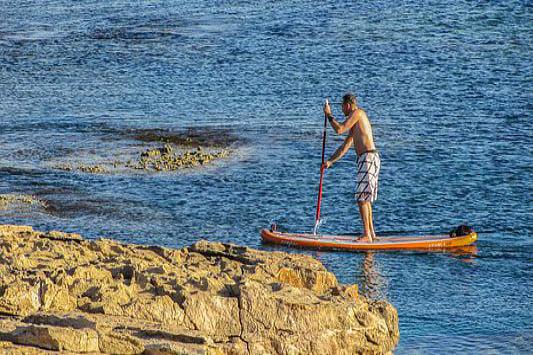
[
  {"xmin": 369, "ymin": 203, "xmax": 376, "ymax": 240},
  {"xmin": 357, "ymin": 201, "xmax": 373, "ymax": 242}
]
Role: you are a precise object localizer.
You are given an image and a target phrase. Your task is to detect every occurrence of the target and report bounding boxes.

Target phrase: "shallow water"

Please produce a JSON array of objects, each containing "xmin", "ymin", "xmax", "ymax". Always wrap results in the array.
[{"xmin": 1, "ymin": 1, "xmax": 531, "ymax": 353}]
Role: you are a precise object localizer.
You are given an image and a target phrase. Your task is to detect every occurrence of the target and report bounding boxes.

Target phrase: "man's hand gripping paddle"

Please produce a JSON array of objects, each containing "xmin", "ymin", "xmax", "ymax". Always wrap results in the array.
[{"xmin": 313, "ymin": 99, "xmax": 329, "ymax": 235}]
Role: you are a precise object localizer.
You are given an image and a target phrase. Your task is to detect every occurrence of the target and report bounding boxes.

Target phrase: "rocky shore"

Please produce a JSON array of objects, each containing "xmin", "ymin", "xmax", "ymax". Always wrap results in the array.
[{"xmin": 0, "ymin": 225, "xmax": 399, "ymax": 354}]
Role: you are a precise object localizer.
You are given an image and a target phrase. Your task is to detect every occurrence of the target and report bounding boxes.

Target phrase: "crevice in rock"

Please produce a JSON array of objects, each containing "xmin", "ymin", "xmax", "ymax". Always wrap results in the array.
[
  {"xmin": 179, "ymin": 302, "xmax": 199, "ymax": 332},
  {"xmin": 364, "ymin": 331, "xmax": 379, "ymax": 345},
  {"xmin": 124, "ymin": 327, "xmax": 209, "ymax": 344},
  {"xmin": 236, "ymin": 266, "xmax": 251, "ymax": 355},
  {"xmin": 189, "ymin": 249, "xmax": 260, "ymax": 266}
]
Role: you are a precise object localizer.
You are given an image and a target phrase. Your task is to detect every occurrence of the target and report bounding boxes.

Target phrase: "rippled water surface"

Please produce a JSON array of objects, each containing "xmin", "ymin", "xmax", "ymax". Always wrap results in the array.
[{"xmin": 1, "ymin": 1, "xmax": 531, "ymax": 353}]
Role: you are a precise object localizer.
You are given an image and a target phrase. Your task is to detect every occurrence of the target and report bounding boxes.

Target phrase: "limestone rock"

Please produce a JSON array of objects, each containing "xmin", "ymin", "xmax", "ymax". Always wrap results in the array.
[
  {"xmin": 0, "ymin": 280, "xmax": 40, "ymax": 316},
  {"xmin": 143, "ymin": 342, "xmax": 215, "ymax": 355},
  {"xmin": 0, "ymin": 224, "xmax": 34, "ymax": 234},
  {"xmin": 9, "ymin": 324, "xmax": 99, "ymax": 352},
  {"xmin": 0, "ymin": 225, "xmax": 399, "ymax": 353},
  {"xmin": 98, "ymin": 332, "xmax": 145, "ymax": 354},
  {"xmin": 40, "ymin": 279, "xmax": 78, "ymax": 312},
  {"xmin": 122, "ymin": 295, "xmax": 188, "ymax": 325},
  {"xmin": 0, "ymin": 341, "xmax": 49, "ymax": 355},
  {"xmin": 182, "ymin": 292, "xmax": 241, "ymax": 337},
  {"xmin": 44, "ymin": 231, "xmax": 83, "ymax": 241},
  {"xmin": 22, "ymin": 313, "xmax": 98, "ymax": 330}
]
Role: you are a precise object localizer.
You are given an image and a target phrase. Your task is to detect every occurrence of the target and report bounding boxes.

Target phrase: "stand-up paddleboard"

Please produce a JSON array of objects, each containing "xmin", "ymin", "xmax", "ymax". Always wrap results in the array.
[
  {"xmin": 263, "ymin": 99, "xmax": 478, "ymax": 252},
  {"xmin": 261, "ymin": 226, "xmax": 477, "ymax": 251}
]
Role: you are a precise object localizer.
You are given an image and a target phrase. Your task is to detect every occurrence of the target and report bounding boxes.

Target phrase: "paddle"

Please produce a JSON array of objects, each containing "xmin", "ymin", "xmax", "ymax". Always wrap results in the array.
[{"xmin": 313, "ymin": 98, "xmax": 329, "ymax": 235}]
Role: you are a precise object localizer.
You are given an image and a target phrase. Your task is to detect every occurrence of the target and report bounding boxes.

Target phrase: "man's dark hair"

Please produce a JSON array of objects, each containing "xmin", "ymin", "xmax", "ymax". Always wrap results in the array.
[{"xmin": 342, "ymin": 93, "xmax": 357, "ymax": 106}]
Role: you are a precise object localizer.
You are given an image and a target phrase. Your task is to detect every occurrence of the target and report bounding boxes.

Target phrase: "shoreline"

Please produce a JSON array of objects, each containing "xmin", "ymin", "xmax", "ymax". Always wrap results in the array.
[{"xmin": 0, "ymin": 224, "xmax": 399, "ymax": 354}]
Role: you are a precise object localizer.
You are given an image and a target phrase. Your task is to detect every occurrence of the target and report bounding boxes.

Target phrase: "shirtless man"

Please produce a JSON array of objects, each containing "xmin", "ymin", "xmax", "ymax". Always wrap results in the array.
[{"xmin": 322, "ymin": 93, "xmax": 380, "ymax": 242}]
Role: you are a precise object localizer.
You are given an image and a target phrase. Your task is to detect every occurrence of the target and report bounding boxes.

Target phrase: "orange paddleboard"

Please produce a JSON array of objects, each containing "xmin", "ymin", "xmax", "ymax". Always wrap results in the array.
[{"xmin": 261, "ymin": 229, "xmax": 477, "ymax": 251}]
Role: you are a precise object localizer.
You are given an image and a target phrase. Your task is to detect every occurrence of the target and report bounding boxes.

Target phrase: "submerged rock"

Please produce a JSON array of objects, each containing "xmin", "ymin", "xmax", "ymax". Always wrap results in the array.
[
  {"xmin": 0, "ymin": 194, "xmax": 47, "ymax": 211},
  {"xmin": 78, "ymin": 165, "xmax": 108, "ymax": 174},
  {"xmin": 0, "ymin": 225, "xmax": 399, "ymax": 354},
  {"xmin": 55, "ymin": 164, "xmax": 108, "ymax": 174},
  {"xmin": 129, "ymin": 128, "xmax": 242, "ymax": 148}
]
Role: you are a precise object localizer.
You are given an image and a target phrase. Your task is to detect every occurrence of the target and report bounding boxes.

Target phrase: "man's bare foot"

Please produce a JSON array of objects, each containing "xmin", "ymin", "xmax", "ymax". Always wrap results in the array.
[{"xmin": 356, "ymin": 235, "xmax": 373, "ymax": 243}]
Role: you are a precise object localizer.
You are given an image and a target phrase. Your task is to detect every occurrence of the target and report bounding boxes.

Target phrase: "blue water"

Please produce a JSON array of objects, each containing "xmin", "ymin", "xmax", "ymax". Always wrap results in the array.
[{"xmin": 1, "ymin": 1, "xmax": 531, "ymax": 353}]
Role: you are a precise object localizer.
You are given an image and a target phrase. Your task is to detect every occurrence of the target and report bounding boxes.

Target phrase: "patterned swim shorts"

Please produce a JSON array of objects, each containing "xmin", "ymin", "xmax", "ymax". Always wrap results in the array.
[{"xmin": 355, "ymin": 150, "xmax": 381, "ymax": 203}]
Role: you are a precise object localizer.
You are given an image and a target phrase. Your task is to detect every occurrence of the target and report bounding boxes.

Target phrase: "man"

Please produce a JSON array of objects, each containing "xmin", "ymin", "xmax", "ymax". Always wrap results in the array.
[{"xmin": 322, "ymin": 93, "xmax": 380, "ymax": 242}]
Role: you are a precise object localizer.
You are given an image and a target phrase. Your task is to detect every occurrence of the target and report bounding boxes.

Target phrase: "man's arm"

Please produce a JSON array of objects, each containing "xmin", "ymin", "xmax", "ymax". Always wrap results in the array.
[
  {"xmin": 326, "ymin": 135, "xmax": 354, "ymax": 167},
  {"xmin": 328, "ymin": 110, "xmax": 361, "ymax": 134}
]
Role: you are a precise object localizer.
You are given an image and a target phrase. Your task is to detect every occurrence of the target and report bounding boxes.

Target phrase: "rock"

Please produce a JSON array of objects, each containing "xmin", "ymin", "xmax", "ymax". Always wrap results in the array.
[
  {"xmin": 0, "ymin": 195, "xmax": 47, "ymax": 212},
  {"xmin": 141, "ymin": 148, "xmax": 162, "ymax": 158},
  {"xmin": 182, "ymin": 292, "xmax": 241, "ymax": 337},
  {"xmin": 0, "ymin": 225, "xmax": 399, "ymax": 353},
  {"xmin": 77, "ymin": 165, "xmax": 107, "ymax": 174},
  {"xmin": 239, "ymin": 279, "xmax": 375, "ymax": 353},
  {"xmin": 44, "ymin": 230, "xmax": 83, "ymax": 241},
  {"xmin": 55, "ymin": 164, "xmax": 108, "ymax": 174},
  {"xmin": 22, "ymin": 313, "xmax": 97, "ymax": 330},
  {"xmin": 143, "ymin": 342, "xmax": 216, "ymax": 355},
  {"xmin": 122, "ymin": 295, "xmax": 188, "ymax": 325},
  {"xmin": 0, "ymin": 224, "xmax": 34, "ymax": 234},
  {"xmin": 133, "ymin": 144, "xmax": 230, "ymax": 171},
  {"xmin": 8, "ymin": 324, "xmax": 99, "ymax": 352},
  {"xmin": 98, "ymin": 332, "xmax": 145, "ymax": 354},
  {"xmin": 49, "ymin": 128, "xmax": 240, "ymax": 175},
  {"xmin": 277, "ymin": 267, "xmax": 338, "ymax": 294},
  {"xmin": 40, "ymin": 279, "xmax": 78, "ymax": 312},
  {"xmin": 0, "ymin": 341, "xmax": 48, "ymax": 355},
  {"xmin": 0, "ymin": 280, "xmax": 40, "ymax": 316}
]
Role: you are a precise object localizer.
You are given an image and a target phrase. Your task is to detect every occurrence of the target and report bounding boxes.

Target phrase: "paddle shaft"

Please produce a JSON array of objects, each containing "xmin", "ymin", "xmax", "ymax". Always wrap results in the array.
[{"xmin": 315, "ymin": 111, "xmax": 328, "ymax": 224}]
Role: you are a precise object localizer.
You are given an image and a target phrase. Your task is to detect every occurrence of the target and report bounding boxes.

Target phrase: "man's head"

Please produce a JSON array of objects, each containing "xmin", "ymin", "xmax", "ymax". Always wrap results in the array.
[{"xmin": 342, "ymin": 93, "xmax": 357, "ymax": 116}]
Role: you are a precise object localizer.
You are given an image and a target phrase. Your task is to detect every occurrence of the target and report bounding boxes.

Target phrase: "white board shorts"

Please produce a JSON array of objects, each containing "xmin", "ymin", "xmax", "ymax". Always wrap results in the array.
[{"xmin": 356, "ymin": 150, "xmax": 380, "ymax": 203}]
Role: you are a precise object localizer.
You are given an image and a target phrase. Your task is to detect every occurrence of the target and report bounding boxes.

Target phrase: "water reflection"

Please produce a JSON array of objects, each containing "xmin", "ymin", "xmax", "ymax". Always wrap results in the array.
[
  {"xmin": 356, "ymin": 246, "xmax": 478, "ymax": 300},
  {"xmin": 358, "ymin": 252, "xmax": 388, "ymax": 300},
  {"xmin": 447, "ymin": 245, "xmax": 479, "ymax": 263}
]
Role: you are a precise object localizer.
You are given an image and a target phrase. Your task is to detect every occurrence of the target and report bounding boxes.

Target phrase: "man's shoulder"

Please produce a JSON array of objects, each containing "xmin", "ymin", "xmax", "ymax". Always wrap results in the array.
[{"xmin": 355, "ymin": 108, "xmax": 367, "ymax": 118}]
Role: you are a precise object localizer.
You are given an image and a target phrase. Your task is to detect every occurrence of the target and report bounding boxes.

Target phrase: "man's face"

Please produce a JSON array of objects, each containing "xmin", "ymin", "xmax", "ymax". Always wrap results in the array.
[{"xmin": 342, "ymin": 103, "xmax": 350, "ymax": 116}]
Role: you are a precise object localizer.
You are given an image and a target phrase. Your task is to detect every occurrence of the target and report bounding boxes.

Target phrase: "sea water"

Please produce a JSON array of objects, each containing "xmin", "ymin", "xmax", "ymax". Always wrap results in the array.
[{"xmin": 0, "ymin": 1, "xmax": 531, "ymax": 352}]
